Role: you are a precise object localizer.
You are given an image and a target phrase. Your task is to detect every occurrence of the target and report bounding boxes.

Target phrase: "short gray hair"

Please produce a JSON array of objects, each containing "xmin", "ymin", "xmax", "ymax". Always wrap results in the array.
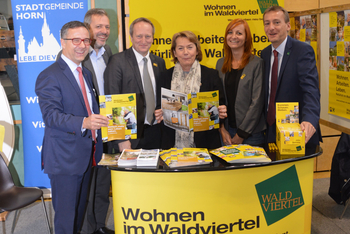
[
  {"xmin": 84, "ymin": 8, "xmax": 109, "ymax": 26},
  {"xmin": 129, "ymin": 17, "xmax": 155, "ymax": 36}
]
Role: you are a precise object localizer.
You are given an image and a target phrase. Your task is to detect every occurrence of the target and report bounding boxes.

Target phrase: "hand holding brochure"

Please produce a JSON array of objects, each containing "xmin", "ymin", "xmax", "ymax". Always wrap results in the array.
[
  {"xmin": 99, "ymin": 93, "xmax": 137, "ymax": 142},
  {"xmin": 161, "ymin": 88, "xmax": 220, "ymax": 132}
]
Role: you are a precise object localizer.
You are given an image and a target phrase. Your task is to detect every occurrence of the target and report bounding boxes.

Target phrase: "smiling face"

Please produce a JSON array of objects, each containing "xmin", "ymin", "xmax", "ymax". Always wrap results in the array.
[
  {"xmin": 89, "ymin": 14, "xmax": 110, "ymax": 50},
  {"xmin": 173, "ymin": 37, "xmax": 198, "ymax": 72},
  {"xmin": 130, "ymin": 21, "xmax": 153, "ymax": 57},
  {"xmin": 226, "ymin": 23, "xmax": 246, "ymax": 52},
  {"xmin": 264, "ymin": 10, "xmax": 290, "ymax": 48},
  {"xmin": 61, "ymin": 27, "xmax": 90, "ymax": 65}
]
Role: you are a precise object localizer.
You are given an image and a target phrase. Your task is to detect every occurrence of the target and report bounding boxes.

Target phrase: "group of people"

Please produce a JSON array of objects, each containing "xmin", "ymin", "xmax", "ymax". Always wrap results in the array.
[{"xmin": 35, "ymin": 5, "xmax": 321, "ymax": 234}]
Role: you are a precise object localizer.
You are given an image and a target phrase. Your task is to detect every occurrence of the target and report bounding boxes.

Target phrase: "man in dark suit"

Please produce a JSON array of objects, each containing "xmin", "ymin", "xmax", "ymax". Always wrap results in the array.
[
  {"xmin": 35, "ymin": 21, "xmax": 108, "ymax": 234},
  {"xmin": 261, "ymin": 6, "xmax": 321, "ymax": 145},
  {"xmin": 104, "ymin": 17, "xmax": 166, "ymax": 151},
  {"xmin": 79, "ymin": 9, "xmax": 114, "ymax": 234}
]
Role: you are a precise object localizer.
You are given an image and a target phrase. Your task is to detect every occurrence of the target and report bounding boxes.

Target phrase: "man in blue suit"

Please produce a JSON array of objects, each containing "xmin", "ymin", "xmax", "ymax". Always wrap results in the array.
[
  {"xmin": 261, "ymin": 6, "xmax": 321, "ymax": 145},
  {"xmin": 35, "ymin": 21, "xmax": 108, "ymax": 234}
]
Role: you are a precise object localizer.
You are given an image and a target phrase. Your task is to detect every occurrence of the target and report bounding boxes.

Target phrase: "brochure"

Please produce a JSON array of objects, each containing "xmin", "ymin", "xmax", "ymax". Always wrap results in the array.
[
  {"xmin": 99, "ymin": 93, "xmax": 137, "ymax": 142},
  {"xmin": 160, "ymin": 148, "xmax": 213, "ymax": 168},
  {"xmin": 97, "ymin": 153, "xmax": 120, "ymax": 166},
  {"xmin": 136, "ymin": 149, "xmax": 160, "ymax": 167},
  {"xmin": 276, "ymin": 102, "xmax": 305, "ymax": 155},
  {"xmin": 161, "ymin": 87, "xmax": 219, "ymax": 132},
  {"xmin": 210, "ymin": 145, "xmax": 271, "ymax": 163},
  {"xmin": 118, "ymin": 149, "xmax": 159, "ymax": 167}
]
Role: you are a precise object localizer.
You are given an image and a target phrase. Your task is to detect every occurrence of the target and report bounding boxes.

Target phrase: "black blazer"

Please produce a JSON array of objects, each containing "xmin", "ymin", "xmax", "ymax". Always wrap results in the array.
[
  {"xmin": 158, "ymin": 65, "xmax": 225, "ymax": 150},
  {"xmin": 104, "ymin": 48, "xmax": 166, "ymax": 149}
]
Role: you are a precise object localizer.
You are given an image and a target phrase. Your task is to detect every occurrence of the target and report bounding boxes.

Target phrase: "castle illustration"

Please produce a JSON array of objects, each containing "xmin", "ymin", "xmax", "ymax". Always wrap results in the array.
[{"xmin": 17, "ymin": 14, "xmax": 61, "ymax": 60}]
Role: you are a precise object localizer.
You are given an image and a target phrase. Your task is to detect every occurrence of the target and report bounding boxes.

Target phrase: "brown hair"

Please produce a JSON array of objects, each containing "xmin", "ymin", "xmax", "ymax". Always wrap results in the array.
[
  {"xmin": 170, "ymin": 31, "xmax": 202, "ymax": 63},
  {"xmin": 221, "ymin": 19, "xmax": 252, "ymax": 73},
  {"xmin": 263, "ymin": 6, "xmax": 289, "ymax": 23}
]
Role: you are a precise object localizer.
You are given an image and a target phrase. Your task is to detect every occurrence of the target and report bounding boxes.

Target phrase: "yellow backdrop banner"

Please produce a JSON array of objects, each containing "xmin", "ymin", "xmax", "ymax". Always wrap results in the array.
[{"xmin": 129, "ymin": 0, "xmax": 284, "ymax": 69}]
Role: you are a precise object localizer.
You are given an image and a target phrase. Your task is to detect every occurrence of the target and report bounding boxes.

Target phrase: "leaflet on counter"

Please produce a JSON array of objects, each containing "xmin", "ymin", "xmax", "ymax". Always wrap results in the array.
[
  {"xmin": 98, "ymin": 153, "xmax": 120, "ymax": 166},
  {"xmin": 160, "ymin": 148, "xmax": 213, "ymax": 168},
  {"xmin": 118, "ymin": 149, "xmax": 160, "ymax": 167},
  {"xmin": 210, "ymin": 144, "xmax": 271, "ymax": 163},
  {"xmin": 161, "ymin": 87, "xmax": 220, "ymax": 132},
  {"xmin": 99, "ymin": 93, "xmax": 137, "ymax": 142}
]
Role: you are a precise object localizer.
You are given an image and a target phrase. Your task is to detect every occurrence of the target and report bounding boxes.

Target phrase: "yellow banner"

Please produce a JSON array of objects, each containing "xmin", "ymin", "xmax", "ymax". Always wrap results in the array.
[
  {"xmin": 111, "ymin": 158, "xmax": 313, "ymax": 233},
  {"xmin": 129, "ymin": 0, "xmax": 284, "ymax": 69},
  {"xmin": 328, "ymin": 11, "xmax": 350, "ymax": 120},
  {"xmin": 329, "ymin": 70, "xmax": 350, "ymax": 118}
]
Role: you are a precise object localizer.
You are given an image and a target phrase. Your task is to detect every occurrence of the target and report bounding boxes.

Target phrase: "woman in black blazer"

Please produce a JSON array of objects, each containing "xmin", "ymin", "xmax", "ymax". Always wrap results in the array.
[{"xmin": 155, "ymin": 31, "xmax": 227, "ymax": 149}]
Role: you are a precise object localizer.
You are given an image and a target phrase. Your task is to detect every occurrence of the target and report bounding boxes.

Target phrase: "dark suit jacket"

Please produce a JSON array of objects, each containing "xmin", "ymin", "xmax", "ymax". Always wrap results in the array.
[
  {"xmin": 82, "ymin": 45, "xmax": 112, "ymax": 96},
  {"xmin": 158, "ymin": 65, "xmax": 225, "ymax": 150},
  {"xmin": 216, "ymin": 55, "xmax": 266, "ymax": 136},
  {"xmin": 261, "ymin": 36, "xmax": 321, "ymax": 145},
  {"xmin": 58, "ymin": 45, "xmax": 112, "ymax": 96},
  {"xmin": 35, "ymin": 57, "xmax": 103, "ymax": 175},
  {"xmin": 104, "ymin": 47, "xmax": 166, "ymax": 149}
]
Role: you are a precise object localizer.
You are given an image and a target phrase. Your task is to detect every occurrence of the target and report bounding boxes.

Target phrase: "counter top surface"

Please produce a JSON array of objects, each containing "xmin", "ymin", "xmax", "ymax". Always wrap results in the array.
[{"xmin": 107, "ymin": 144, "xmax": 322, "ymax": 172}]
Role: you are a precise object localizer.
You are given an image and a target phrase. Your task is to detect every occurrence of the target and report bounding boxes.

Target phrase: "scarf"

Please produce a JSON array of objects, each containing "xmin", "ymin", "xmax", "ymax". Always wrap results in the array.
[{"xmin": 170, "ymin": 60, "xmax": 201, "ymax": 148}]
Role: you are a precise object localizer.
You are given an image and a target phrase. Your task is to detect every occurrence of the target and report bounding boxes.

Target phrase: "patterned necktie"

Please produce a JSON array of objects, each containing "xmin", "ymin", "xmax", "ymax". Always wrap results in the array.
[
  {"xmin": 77, "ymin": 67, "xmax": 96, "ymax": 166},
  {"xmin": 267, "ymin": 50, "xmax": 278, "ymax": 126},
  {"xmin": 142, "ymin": 57, "xmax": 155, "ymax": 125}
]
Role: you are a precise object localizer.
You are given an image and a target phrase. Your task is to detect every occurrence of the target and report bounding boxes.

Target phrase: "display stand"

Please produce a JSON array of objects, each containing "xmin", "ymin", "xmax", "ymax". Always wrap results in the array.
[{"xmin": 109, "ymin": 145, "xmax": 322, "ymax": 234}]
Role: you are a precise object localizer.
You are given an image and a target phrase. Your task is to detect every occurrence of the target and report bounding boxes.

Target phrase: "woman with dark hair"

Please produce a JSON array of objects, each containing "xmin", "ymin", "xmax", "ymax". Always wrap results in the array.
[
  {"xmin": 155, "ymin": 31, "xmax": 227, "ymax": 149},
  {"xmin": 216, "ymin": 19, "xmax": 265, "ymax": 146}
]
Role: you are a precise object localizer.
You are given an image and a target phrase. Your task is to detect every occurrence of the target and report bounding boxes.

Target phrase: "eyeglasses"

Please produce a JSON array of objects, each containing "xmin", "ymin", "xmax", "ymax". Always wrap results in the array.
[{"xmin": 63, "ymin": 38, "xmax": 91, "ymax": 46}]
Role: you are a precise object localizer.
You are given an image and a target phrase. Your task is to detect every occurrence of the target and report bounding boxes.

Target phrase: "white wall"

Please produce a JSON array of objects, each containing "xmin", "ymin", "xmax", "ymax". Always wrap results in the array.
[{"xmin": 0, "ymin": 0, "xmax": 12, "ymax": 18}]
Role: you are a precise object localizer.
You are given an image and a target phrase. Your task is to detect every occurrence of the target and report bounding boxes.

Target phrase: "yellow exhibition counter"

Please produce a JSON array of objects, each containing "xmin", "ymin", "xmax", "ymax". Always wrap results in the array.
[{"xmin": 109, "ymin": 145, "xmax": 322, "ymax": 234}]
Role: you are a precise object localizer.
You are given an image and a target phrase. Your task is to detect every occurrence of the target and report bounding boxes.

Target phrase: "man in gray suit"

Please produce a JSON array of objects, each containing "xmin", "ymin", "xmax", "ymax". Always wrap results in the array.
[
  {"xmin": 80, "ymin": 8, "xmax": 114, "ymax": 234},
  {"xmin": 104, "ymin": 17, "xmax": 166, "ymax": 152}
]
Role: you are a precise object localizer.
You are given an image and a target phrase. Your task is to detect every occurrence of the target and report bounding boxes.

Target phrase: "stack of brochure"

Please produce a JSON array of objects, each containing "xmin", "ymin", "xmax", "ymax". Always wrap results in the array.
[
  {"xmin": 118, "ymin": 149, "xmax": 159, "ymax": 167},
  {"xmin": 160, "ymin": 148, "xmax": 213, "ymax": 168},
  {"xmin": 210, "ymin": 145, "xmax": 271, "ymax": 163}
]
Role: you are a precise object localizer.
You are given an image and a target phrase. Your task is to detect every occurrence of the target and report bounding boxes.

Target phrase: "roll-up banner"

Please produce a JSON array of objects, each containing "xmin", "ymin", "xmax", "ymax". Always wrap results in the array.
[{"xmin": 11, "ymin": 0, "xmax": 88, "ymax": 187}]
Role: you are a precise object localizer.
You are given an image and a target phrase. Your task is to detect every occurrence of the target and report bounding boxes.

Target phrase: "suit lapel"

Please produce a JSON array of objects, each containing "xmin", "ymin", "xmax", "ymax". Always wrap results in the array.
[
  {"xmin": 150, "ymin": 54, "xmax": 160, "ymax": 83},
  {"xmin": 126, "ymin": 48, "xmax": 144, "ymax": 93},
  {"xmin": 278, "ymin": 36, "xmax": 292, "ymax": 90},
  {"xmin": 83, "ymin": 67, "xmax": 99, "ymax": 114},
  {"xmin": 83, "ymin": 51, "xmax": 101, "ymax": 96},
  {"xmin": 102, "ymin": 45, "xmax": 110, "ymax": 64},
  {"xmin": 58, "ymin": 57, "xmax": 88, "ymax": 114}
]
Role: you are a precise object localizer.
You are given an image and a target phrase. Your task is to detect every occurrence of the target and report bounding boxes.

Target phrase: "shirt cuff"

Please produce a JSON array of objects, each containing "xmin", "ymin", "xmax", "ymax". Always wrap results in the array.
[{"xmin": 237, "ymin": 128, "xmax": 251, "ymax": 140}]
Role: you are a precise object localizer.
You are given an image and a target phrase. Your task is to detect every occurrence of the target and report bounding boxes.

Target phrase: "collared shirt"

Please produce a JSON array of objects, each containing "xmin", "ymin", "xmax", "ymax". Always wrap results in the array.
[
  {"xmin": 267, "ymin": 36, "xmax": 287, "ymax": 107},
  {"xmin": 61, "ymin": 54, "xmax": 95, "ymax": 134},
  {"xmin": 132, "ymin": 47, "xmax": 157, "ymax": 125},
  {"xmin": 89, "ymin": 46, "xmax": 107, "ymax": 95}
]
